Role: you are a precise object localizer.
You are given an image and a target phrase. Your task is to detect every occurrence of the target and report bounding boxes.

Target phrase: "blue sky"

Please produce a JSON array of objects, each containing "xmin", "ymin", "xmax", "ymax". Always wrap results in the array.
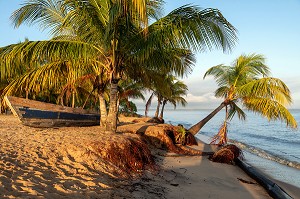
[{"xmin": 1, "ymin": 0, "xmax": 300, "ymax": 109}]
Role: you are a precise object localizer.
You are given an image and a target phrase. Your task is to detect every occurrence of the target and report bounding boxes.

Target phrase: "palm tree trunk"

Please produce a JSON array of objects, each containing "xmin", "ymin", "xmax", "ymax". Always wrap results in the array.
[
  {"xmin": 155, "ymin": 96, "xmax": 161, "ymax": 118},
  {"xmin": 99, "ymin": 93, "xmax": 107, "ymax": 127},
  {"xmin": 72, "ymin": 91, "xmax": 75, "ymax": 108},
  {"xmin": 188, "ymin": 102, "xmax": 226, "ymax": 135},
  {"xmin": 82, "ymin": 88, "xmax": 96, "ymax": 109},
  {"xmin": 25, "ymin": 87, "xmax": 29, "ymax": 99},
  {"xmin": 145, "ymin": 93, "xmax": 154, "ymax": 117},
  {"xmin": 159, "ymin": 100, "xmax": 167, "ymax": 119},
  {"xmin": 25, "ymin": 80, "xmax": 29, "ymax": 99},
  {"xmin": 60, "ymin": 96, "xmax": 64, "ymax": 106},
  {"xmin": 105, "ymin": 81, "xmax": 119, "ymax": 132}
]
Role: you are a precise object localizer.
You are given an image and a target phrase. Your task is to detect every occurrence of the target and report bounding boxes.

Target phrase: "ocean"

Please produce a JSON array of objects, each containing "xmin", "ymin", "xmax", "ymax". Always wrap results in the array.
[{"xmin": 138, "ymin": 109, "xmax": 300, "ymax": 188}]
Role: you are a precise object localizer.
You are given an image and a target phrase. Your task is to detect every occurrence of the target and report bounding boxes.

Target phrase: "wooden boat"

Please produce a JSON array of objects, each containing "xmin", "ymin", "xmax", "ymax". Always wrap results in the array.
[{"xmin": 4, "ymin": 96, "xmax": 100, "ymax": 128}]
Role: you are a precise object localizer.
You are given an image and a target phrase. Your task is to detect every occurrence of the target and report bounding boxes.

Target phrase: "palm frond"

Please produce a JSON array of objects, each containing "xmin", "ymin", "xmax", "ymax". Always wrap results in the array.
[
  {"xmin": 214, "ymin": 86, "xmax": 230, "ymax": 98},
  {"xmin": 234, "ymin": 53, "xmax": 270, "ymax": 78},
  {"xmin": 11, "ymin": 0, "xmax": 68, "ymax": 36},
  {"xmin": 203, "ymin": 64, "xmax": 231, "ymax": 87},
  {"xmin": 1, "ymin": 40, "xmax": 104, "ymax": 67},
  {"xmin": 228, "ymin": 101, "xmax": 246, "ymax": 121},
  {"xmin": 140, "ymin": 5, "xmax": 237, "ymax": 64},
  {"xmin": 244, "ymin": 97, "xmax": 297, "ymax": 129},
  {"xmin": 239, "ymin": 77, "xmax": 292, "ymax": 106}
]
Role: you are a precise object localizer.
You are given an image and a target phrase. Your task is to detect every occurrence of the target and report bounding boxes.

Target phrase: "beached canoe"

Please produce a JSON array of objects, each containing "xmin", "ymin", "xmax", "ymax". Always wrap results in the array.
[{"xmin": 4, "ymin": 96, "xmax": 100, "ymax": 128}]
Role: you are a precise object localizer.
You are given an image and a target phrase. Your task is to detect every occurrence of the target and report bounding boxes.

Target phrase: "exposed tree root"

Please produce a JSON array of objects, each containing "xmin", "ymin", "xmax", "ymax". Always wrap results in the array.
[
  {"xmin": 210, "ymin": 144, "xmax": 243, "ymax": 164},
  {"xmin": 210, "ymin": 121, "xmax": 228, "ymax": 145},
  {"xmin": 87, "ymin": 133, "xmax": 156, "ymax": 176},
  {"xmin": 140, "ymin": 124, "xmax": 203, "ymax": 155},
  {"xmin": 85, "ymin": 122, "xmax": 209, "ymax": 176}
]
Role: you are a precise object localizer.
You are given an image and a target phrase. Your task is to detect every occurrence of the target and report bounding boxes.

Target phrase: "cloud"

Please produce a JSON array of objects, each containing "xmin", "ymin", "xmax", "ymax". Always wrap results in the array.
[
  {"xmin": 185, "ymin": 93, "xmax": 218, "ymax": 103},
  {"xmin": 133, "ymin": 74, "xmax": 300, "ymax": 110}
]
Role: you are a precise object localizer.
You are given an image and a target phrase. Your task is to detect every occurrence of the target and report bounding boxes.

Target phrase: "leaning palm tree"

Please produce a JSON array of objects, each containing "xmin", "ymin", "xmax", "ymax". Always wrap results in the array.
[
  {"xmin": 1, "ymin": 0, "xmax": 237, "ymax": 133},
  {"xmin": 188, "ymin": 53, "xmax": 297, "ymax": 144}
]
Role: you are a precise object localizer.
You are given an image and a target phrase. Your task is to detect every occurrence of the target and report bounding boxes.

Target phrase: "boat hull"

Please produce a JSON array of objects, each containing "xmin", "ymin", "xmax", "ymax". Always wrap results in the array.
[{"xmin": 4, "ymin": 96, "xmax": 100, "ymax": 128}]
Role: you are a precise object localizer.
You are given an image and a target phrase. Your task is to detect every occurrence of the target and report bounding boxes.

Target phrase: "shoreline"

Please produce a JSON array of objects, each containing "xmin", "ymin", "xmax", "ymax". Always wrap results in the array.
[
  {"xmin": 197, "ymin": 133, "xmax": 300, "ymax": 199},
  {"xmin": 0, "ymin": 114, "xmax": 299, "ymax": 198}
]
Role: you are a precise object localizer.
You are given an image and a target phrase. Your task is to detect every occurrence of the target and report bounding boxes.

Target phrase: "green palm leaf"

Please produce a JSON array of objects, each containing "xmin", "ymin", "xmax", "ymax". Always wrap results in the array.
[
  {"xmin": 243, "ymin": 97, "xmax": 297, "ymax": 128},
  {"xmin": 239, "ymin": 77, "xmax": 292, "ymax": 106}
]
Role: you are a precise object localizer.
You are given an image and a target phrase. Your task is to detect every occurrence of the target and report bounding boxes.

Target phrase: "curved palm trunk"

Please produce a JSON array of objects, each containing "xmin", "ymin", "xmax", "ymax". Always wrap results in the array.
[
  {"xmin": 125, "ymin": 99, "xmax": 132, "ymax": 112},
  {"xmin": 105, "ymin": 81, "xmax": 119, "ymax": 132},
  {"xmin": 159, "ymin": 100, "xmax": 167, "ymax": 119},
  {"xmin": 99, "ymin": 94, "xmax": 107, "ymax": 127},
  {"xmin": 82, "ymin": 88, "xmax": 96, "ymax": 109},
  {"xmin": 155, "ymin": 96, "xmax": 162, "ymax": 118},
  {"xmin": 145, "ymin": 93, "xmax": 154, "ymax": 117},
  {"xmin": 188, "ymin": 102, "xmax": 226, "ymax": 135},
  {"xmin": 60, "ymin": 96, "xmax": 64, "ymax": 106}
]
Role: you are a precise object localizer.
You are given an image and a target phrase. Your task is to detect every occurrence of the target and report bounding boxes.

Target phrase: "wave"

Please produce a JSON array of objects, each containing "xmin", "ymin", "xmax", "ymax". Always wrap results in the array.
[
  {"xmin": 229, "ymin": 139, "xmax": 300, "ymax": 170},
  {"xmin": 235, "ymin": 132, "xmax": 300, "ymax": 145}
]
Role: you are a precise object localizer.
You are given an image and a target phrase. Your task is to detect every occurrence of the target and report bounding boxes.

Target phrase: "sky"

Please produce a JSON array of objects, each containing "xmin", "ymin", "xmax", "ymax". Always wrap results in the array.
[{"xmin": 0, "ymin": 0, "xmax": 300, "ymax": 109}]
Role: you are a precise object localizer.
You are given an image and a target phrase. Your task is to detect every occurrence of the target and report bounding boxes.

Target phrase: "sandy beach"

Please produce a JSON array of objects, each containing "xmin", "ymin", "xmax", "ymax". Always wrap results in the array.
[{"xmin": 0, "ymin": 114, "xmax": 298, "ymax": 199}]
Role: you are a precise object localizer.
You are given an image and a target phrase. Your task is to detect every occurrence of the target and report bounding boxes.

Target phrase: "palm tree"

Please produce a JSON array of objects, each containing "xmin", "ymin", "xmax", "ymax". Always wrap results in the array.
[
  {"xmin": 159, "ymin": 78, "xmax": 188, "ymax": 120},
  {"xmin": 188, "ymin": 53, "xmax": 297, "ymax": 144},
  {"xmin": 118, "ymin": 79, "xmax": 145, "ymax": 115},
  {"xmin": 143, "ymin": 71, "xmax": 175, "ymax": 118},
  {"xmin": 144, "ymin": 74, "xmax": 187, "ymax": 120},
  {"xmin": 1, "ymin": 0, "xmax": 237, "ymax": 133}
]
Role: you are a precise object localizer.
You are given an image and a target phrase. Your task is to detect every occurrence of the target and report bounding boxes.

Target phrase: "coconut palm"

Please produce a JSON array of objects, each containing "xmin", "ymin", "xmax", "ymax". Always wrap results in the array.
[
  {"xmin": 144, "ymin": 72, "xmax": 172, "ymax": 118},
  {"xmin": 1, "ymin": 0, "xmax": 237, "ymax": 133},
  {"xmin": 118, "ymin": 79, "xmax": 145, "ymax": 115},
  {"xmin": 188, "ymin": 53, "xmax": 297, "ymax": 144},
  {"xmin": 1, "ymin": 60, "xmax": 90, "ymax": 105},
  {"xmin": 144, "ymin": 74, "xmax": 188, "ymax": 120},
  {"xmin": 159, "ymin": 78, "xmax": 188, "ymax": 120}
]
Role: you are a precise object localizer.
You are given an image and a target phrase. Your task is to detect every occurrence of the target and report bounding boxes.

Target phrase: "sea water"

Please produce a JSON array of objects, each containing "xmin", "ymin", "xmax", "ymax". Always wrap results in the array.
[{"xmin": 139, "ymin": 109, "xmax": 300, "ymax": 188}]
